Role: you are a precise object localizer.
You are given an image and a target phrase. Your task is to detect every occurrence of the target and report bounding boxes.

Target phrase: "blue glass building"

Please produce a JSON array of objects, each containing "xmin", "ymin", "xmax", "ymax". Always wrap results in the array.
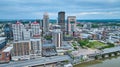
[{"xmin": 4, "ymin": 23, "xmax": 13, "ymax": 40}]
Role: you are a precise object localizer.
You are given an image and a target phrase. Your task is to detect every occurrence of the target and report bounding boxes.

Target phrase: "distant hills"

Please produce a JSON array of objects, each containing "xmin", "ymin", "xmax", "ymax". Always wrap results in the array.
[{"xmin": 0, "ymin": 19, "xmax": 120, "ymax": 24}]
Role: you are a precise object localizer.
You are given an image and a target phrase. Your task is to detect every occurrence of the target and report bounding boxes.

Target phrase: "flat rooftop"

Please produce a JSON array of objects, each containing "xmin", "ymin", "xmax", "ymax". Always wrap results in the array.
[
  {"xmin": 2, "ymin": 46, "xmax": 13, "ymax": 52},
  {"xmin": 0, "ymin": 37, "xmax": 6, "ymax": 41},
  {"xmin": 42, "ymin": 44, "xmax": 55, "ymax": 47}
]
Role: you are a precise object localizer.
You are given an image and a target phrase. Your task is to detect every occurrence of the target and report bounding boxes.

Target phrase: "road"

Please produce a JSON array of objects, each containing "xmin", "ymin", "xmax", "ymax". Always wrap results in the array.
[{"xmin": 0, "ymin": 55, "xmax": 70, "ymax": 67}]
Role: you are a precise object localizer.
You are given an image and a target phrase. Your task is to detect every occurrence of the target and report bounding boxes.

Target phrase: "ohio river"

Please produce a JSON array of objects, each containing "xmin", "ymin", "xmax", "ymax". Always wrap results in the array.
[{"xmin": 74, "ymin": 56, "xmax": 120, "ymax": 67}]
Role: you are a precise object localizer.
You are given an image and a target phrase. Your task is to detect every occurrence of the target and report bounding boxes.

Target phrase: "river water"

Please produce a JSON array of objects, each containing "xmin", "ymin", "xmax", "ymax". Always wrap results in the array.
[{"xmin": 74, "ymin": 56, "xmax": 120, "ymax": 67}]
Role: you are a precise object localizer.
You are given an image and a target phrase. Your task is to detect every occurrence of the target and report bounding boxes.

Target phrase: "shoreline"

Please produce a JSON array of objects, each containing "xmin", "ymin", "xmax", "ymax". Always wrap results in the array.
[{"xmin": 73, "ymin": 55, "xmax": 120, "ymax": 66}]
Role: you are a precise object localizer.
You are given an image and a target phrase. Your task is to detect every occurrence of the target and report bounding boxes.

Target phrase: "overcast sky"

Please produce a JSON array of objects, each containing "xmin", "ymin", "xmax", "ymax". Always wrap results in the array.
[{"xmin": 0, "ymin": 0, "xmax": 120, "ymax": 19}]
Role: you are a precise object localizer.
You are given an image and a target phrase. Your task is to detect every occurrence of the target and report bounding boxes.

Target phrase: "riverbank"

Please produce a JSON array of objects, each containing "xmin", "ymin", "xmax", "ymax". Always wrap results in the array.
[
  {"xmin": 70, "ymin": 46, "xmax": 120, "ymax": 66},
  {"xmin": 74, "ymin": 56, "xmax": 120, "ymax": 67}
]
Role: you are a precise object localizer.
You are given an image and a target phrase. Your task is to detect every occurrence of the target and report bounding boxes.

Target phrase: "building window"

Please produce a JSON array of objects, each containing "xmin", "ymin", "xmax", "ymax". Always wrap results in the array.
[
  {"xmin": 0, "ymin": 54, "xmax": 1, "ymax": 57},
  {"xmin": 6, "ymin": 53, "xmax": 9, "ymax": 57}
]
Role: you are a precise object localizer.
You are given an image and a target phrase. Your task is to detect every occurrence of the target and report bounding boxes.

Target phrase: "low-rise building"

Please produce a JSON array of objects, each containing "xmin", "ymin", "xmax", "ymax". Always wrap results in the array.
[
  {"xmin": 0, "ymin": 46, "xmax": 12, "ymax": 63},
  {"xmin": 0, "ymin": 37, "xmax": 6, "ymax": 51}
]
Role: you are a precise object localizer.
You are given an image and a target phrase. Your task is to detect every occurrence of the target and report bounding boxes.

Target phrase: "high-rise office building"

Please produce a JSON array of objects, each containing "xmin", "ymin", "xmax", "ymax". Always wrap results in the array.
[
  {"xmin": 4, "ymin": 23, "xmax": 13, "ymax": 40},
  {"xmin": 43, "ymin": 12, "xmax": 49, "ymax": 33},
  {"xmin": 67, "ymin": 16, "xmax": 76, "ymax": 34},
  {"xmin": 12, "ymin": 22, "xmax": 24, "ymax": 41},
  {"xmin": 58, "ymin": 11, "xmax": 65, "ymax": 32},
  {"xmin": 31, "ymin": 21, "xmax": 41, "ymax": 38},
  {"xmin": 52, "ymin": 29, "xmax": 62, "ymax": 48}
]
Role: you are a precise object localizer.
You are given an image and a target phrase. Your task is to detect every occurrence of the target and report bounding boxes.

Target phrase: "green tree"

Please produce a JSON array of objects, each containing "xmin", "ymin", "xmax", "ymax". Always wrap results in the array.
[{"xmin": 44, "ymin": 35, "xmax": 52, "ymax": 40}]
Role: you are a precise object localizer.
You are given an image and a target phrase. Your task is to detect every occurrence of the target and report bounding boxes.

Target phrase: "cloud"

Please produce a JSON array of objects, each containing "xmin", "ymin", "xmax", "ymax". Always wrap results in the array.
[
  {"xmin": 64, "ymin": 11, "xmax": 120, "ymax": 17},
  {"xmin": 0, "ymin": 0, "xmax": 120, "ymax": 19}
]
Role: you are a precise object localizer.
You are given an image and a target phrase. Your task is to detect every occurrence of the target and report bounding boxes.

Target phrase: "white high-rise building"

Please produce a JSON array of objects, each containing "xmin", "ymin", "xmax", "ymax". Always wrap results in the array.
[
  {"xmin": 52, "ymin": 29, "xmax": 62, "ymax": 48},
  {"xmin": 31, "ymin": 21, "xmax": 41, "ymax": 38},
  {"xmin": 12, "ymin": 21, "xmax": 42, "ymax": 59},
  {"xmin": 12, "ymin": 22, "xmax": 24, "ymax": 41},
  {"xmin": 23, "ymin": 29, "xmax": 31, "ymax": 40},
  {"xmin": 67, "ymin": 16, "xmax": 76, "ymax": 34},
  {"xmin": 43, "ymin": 12, "xmax": 49, "ymax": 33},
  {"xmin": 30, "ymin": 21, "xmax": 42, "ymax": 57}
]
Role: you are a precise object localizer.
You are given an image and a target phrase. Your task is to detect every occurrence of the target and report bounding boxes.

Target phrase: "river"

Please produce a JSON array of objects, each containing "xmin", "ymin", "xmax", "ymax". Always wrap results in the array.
[{"xmin": 74, "ymin": 56, "xmax": 120, "ymax": 67}]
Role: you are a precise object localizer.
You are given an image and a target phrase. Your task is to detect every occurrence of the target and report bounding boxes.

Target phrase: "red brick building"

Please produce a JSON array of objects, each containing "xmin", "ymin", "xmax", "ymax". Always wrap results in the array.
[{"xmin": 0, "ymin": 47, "xmax": 12, "ymax": 63}]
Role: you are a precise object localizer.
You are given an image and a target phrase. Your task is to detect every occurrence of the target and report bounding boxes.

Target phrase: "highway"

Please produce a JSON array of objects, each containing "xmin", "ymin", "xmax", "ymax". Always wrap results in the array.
[{"xmin": 0, "ymin": 55, "xmax": 70, "ymax": 67}]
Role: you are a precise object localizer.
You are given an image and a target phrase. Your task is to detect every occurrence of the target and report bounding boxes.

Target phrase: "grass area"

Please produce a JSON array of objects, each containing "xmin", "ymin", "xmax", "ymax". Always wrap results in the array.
[
  {"xmin": 87, "ymin": 41, "xmax": 106, "ymax": 49},
  {"xmin": 78, "ymin": 40, "xmax": 114, "ymax": 49}
]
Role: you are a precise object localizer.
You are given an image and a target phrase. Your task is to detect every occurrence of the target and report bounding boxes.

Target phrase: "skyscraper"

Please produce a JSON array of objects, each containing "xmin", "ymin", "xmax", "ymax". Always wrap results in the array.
[
  {"xmin": 58, "ymin": 11, "xmax": 65, "ymax": 32},
  {"xmin": 4, "ymin": 23, "xmax": 13, "ymax": 40},
  {"xmin": 67, "ymin": 16, "xmax": 76, "ymax": 35},
  {"xmin": 43, "ymin": 12, "xmax": 49, "ymax": 34},
  {"xmin": 52, "ymin": 29, "xmax": 62, "ymax": 48},
  {"xmin": 12, "ymin": 21, "xmax": 24, "ymax": 41}
]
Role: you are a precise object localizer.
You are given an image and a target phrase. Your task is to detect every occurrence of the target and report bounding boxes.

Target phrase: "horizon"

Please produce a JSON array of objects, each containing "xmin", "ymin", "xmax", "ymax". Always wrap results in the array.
[{"xmin": 0, "ymin": 18, "xmax": 120, "ymax": 21}]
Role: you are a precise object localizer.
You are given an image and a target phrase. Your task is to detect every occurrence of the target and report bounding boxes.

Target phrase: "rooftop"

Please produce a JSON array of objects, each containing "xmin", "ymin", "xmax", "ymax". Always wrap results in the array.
[
  {"xmin": 0, "ymin": 37, "xmax": 6, "ymax": 41},
  {"xmin": 2, "ymin": 46, "xmax": 13, "ymax": 52},
  {"xmin": 16, "ymin": 21, "xmax": 21, "ymax": 24},
  {"xmin": 52, "ymin": 29, "xmax": 61, "ymax": 33},
  {"xmin": 42, "ymin": 44, "xmax": 55, "ymax": 47}
]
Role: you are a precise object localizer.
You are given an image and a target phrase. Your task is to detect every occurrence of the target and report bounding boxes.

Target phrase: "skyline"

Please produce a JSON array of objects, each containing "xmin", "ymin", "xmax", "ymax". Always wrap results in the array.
[{"xmin": 0, "ymin": 0, "xmax": 120, "ymax": 19}]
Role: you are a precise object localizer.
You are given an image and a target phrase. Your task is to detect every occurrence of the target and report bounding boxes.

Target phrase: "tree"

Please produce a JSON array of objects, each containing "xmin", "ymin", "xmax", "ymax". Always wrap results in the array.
[{"xmin": 44, "ymin": 35, "xmax": 52, "ymax": 40}]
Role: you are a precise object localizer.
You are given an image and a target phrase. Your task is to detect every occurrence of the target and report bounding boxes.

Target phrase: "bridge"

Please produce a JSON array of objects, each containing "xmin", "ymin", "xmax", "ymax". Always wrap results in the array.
[
  {"xmin": 102, "ymin": 46, "xmax": 120, "ymax": 54},
  {"xmin": 93, "ymin": 46, "xmax": 120, "ymax": 59}
]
